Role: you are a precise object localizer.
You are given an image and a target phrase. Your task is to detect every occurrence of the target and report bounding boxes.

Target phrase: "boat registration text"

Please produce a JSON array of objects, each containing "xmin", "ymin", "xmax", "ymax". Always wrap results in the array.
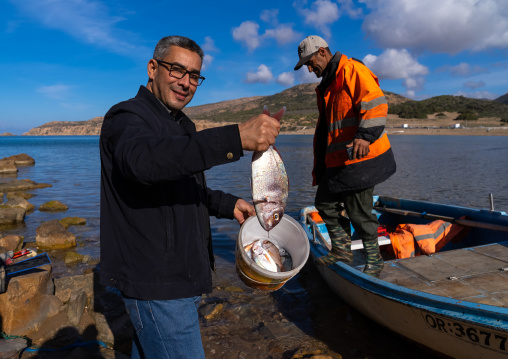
[{"xmin": 422, "ymin": 313, "xmax": 507, "ymax": 354}]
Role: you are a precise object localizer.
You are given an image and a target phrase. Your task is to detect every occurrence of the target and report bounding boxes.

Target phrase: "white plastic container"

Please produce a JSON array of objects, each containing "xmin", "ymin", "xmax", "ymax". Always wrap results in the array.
[{"xmin": 236, "ymin": 214, "xmax": 310, "ymax": 291}]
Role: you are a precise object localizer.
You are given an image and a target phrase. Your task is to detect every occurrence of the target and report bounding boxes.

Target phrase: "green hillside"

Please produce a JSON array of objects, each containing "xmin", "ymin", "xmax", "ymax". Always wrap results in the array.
[
  {"xmin": 186, "ymin": 83, "xmax": 410, "ymax": 130},
  {"xmin": 186, "ymin": 83, "xmax": 508, "ymax": 131},
  {"xmin": 389, "ymin": 95, "xmax": 508, "ymax": 121}
]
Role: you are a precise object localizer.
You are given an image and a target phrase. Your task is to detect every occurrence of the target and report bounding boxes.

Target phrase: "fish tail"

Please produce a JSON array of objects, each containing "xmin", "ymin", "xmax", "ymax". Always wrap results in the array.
[{"xmin": 271, "ymin": 107, "xmax": 286, "ymax": 122}]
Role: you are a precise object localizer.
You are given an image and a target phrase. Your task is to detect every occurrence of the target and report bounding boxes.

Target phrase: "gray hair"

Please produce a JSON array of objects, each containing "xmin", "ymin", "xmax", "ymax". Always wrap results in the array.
[{"xmin": 153, "ymin": 36, "xmax": 204, "ymax": 61}]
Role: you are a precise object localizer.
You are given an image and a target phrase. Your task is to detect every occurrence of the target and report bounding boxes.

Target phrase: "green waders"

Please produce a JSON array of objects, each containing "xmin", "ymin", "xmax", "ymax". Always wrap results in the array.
[{"xmin": 314, "ymin": 179, "xmax": 384, "ymax": 277}]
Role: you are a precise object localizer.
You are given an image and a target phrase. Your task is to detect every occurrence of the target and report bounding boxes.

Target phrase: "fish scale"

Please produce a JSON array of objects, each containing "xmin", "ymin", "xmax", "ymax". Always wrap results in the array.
[{"xmin": 251, "ymin": 106, "xmax": 289, "ymax": 232}]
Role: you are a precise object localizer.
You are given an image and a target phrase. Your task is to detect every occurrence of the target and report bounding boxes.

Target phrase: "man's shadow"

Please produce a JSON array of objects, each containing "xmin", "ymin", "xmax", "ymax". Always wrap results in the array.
[{"xmin": 91, "ymin": 264, "xmax": 134, "ymax": 358}]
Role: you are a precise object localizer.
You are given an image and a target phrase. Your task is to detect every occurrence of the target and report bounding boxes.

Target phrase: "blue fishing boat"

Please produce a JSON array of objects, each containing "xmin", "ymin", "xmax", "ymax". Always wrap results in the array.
[{"xmin": 299, "ymin": 195, "xmax": 508, "ymax": 359}]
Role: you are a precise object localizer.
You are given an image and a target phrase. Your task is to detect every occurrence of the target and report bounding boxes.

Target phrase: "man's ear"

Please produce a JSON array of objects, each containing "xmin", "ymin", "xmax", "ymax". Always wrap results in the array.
[
  {"xmin": 317, "ymin": 47, "xmax": 327, "ymax": 57},
  {"xmin": 147, "ymin": 59, "xmax": 157, "ymax": 80}
]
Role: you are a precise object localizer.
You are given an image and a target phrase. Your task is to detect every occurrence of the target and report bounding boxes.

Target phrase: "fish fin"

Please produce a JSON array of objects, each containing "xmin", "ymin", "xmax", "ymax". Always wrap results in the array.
[
  {"xmin": 263, "ymin": 106, "xmax": 270, "ymax": 116},
  {"xmin": 244, "ymin": 243, "xmax": 254, "ymax": 253},
  {"xmin": 271, "ymin": 107, "xmax": 286, "ymax": 122}
]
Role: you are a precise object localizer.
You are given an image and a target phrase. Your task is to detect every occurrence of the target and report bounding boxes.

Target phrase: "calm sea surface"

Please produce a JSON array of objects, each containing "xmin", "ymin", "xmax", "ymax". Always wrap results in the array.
[
  {"xmin": 1, "ymin": 135, "xmax": 507, "ymax": 261},
  {"xmin": 1, "ymin": 135, "xmax": 507, "ymax": 357}
]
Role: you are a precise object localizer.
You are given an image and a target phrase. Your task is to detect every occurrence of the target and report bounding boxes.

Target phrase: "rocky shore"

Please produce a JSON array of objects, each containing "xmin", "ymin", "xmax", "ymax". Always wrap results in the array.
[{"xmin": 0, "ymin": 154, "xmax": 435, "ymax": 359}]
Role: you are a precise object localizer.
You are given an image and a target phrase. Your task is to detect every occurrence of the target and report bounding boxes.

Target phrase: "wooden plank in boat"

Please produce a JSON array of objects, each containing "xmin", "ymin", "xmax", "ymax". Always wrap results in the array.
[
  {"xmin": 408, "ymin": 278, "xmax": 483, "ymax": 299},
  {"xmin": 461, "ymin": 272, "xmax": 508, "ymax": 294},
  {"xmin": 489, "ymin": 291, "xmax": 508, "ymax": 307},
  {"xmin": 395, "ymin": 255, "xmax": 472, "ymax": 282},
  {"xmin": 378, "ymin": 262, "xmax": 429, "ymax": 288},
  {"xmin": 435, "ymin": 249, "xmax": 508, "ymax": 275},
  {"xmin": 471, "ymin": 242, "xmax": 508, "ymax": 262}
]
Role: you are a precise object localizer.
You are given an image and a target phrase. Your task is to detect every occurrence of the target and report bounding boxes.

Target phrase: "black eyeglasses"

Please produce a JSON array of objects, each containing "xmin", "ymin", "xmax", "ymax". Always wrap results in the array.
[{"xmin": 155, "ymin": 60, "xmax": 205, "ymax": 86}]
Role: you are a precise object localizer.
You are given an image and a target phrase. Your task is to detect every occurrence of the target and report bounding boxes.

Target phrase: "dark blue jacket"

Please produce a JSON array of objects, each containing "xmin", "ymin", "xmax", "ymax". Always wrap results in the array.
[{"xmin": 100, "ymin": 86, "xmax": 243, "ymax": 300}]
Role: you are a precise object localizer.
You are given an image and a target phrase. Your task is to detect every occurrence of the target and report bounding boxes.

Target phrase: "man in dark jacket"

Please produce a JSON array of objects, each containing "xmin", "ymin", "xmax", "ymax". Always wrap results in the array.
[
  {"xmin": 294, "ymin": 35, "xmax": 396, "ymax": 278},
  {"xmin": 100, "ymin": 35, "xmax": 280, "ymax": 359}
]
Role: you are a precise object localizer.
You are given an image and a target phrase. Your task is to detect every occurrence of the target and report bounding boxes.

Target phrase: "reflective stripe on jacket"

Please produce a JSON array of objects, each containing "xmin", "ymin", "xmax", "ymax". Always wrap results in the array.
[
  {"xmin": 389, "ymin": 220, "xmax": 469, "ymax": 259},
  {"xmin": 318, "ymin": 54, "xmax": 389, "ymax": 168},
  {"xmin": 313, "ymin": 53, "xmax": 396, "ymax": 191}
]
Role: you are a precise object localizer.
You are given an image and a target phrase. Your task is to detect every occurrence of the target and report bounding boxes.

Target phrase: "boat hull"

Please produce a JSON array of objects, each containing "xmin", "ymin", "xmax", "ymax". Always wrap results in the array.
[{"xmin": 300, "ymin": 198, "xmax": 508, "ymax": 359}]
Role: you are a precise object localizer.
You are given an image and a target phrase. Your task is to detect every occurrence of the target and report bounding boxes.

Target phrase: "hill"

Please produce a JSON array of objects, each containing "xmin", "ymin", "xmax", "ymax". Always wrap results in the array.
[
  {"xmin": 495, "ymin": 92, "xmax": 508, "ymax": 105},
  {"xmin": 24, "ymin": 117, "xmax": 104, "ymax": 136},
  {"xmin": 185, "ymin": 83, "xmax": 410, "ymax": 131},
  {"xmin": 23, "ymin": 84, "xmax": 507, "ymax": 135},
  {"xmin": 389, "ymin": 95, "xmax": 508, "ymax": 121}
]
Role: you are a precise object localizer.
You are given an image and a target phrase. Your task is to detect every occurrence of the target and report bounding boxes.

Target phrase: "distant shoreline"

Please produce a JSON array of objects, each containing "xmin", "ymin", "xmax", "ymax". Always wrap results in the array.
[{"xmin": 281, "ymin": 127, "xmax": 508, "ymax": 136}]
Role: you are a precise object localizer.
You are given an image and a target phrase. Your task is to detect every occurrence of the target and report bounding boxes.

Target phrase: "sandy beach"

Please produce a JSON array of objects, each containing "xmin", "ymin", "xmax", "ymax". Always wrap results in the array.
[
  {"xmin": 283, "ymin": 126, "xmax": 508, "ymax": 136},
  {"xmin": 281, "ymin": 113, "xmax": 508, "ymax": 136}
]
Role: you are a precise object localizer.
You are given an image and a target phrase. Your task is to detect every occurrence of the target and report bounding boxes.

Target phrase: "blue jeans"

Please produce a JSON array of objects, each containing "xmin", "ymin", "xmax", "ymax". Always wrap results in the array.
[{"xmin": 122, "ymin": 295, "xmax": 205, "ymax": 359}]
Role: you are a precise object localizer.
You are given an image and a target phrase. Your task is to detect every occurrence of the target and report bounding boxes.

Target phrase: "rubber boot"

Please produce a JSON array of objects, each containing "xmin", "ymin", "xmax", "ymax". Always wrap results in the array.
[
  {"xmin": 362, "ymin": 237, "xmax": 384, "ymax": 278},
  {"xmin": 315, "ymin": 227, "xmax": 353, "ymax": 266}
]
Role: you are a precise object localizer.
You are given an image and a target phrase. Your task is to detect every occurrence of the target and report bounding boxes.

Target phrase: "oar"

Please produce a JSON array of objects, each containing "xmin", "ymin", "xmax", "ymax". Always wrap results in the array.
[{"xmin": 373, "ymin": 206, "xmax": 508, "ymax": 233}]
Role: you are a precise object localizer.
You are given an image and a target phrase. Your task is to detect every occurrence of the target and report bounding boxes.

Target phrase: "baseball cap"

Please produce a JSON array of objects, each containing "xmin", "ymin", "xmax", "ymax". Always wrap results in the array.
[{"xmin": 294, "ymin": 35, "xmax": 329, "ymax": 70}]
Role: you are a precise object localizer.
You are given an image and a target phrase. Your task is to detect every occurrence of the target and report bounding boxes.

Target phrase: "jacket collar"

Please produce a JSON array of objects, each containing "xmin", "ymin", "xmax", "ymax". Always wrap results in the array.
[
  {"xmin": 317, "ymin": 51, "xmax": 342, "ymax": 93},
  {"xmin": 135, "ymin": 85, "xmax": 187, "ymax": 124}
]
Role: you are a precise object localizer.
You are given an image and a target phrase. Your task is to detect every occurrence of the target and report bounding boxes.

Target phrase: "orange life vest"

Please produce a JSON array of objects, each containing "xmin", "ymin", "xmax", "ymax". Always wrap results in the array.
[{"xmin": 389, "ymin": 220, "xmax": 470, "ymax": 259}]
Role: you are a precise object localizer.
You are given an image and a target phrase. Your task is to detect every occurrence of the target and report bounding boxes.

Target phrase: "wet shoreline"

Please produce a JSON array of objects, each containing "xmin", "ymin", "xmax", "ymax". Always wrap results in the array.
[{"xmin": 201, "ymin": 255, "xmax": 439, "ymax": 359}]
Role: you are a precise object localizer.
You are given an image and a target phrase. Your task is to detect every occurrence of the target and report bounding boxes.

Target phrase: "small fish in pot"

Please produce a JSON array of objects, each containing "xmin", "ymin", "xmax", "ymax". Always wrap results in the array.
[
  {"xmin": 244, "ymin": 239, "xmax": 290, "ymax": 272},
  {"xmin": 279, "ymin": 247, "xmax": 293, "ymax": 271}
]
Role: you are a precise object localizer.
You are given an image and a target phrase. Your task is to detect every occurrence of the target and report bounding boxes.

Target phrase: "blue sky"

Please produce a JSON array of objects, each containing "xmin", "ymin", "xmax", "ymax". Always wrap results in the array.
[{"xmin": 1, "ymin": 0, "xmax": 507, "ymax": 135}]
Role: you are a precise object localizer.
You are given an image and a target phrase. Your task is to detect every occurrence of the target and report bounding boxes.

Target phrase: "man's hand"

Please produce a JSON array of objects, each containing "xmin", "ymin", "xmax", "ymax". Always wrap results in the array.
[
  {"xmin": 238, "ymin": 114, "xmax": 280, "ymax": 152},
  {"xmin": 233, "ymin": 199, "xmax": 256, "ymax": 225},
  {"xmin": 346, "ymin": 138, "xmax": 370, "ymax": 160}
]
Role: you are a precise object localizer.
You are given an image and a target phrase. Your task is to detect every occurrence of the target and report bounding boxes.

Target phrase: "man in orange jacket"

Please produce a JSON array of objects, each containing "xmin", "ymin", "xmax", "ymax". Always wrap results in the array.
[{"xmin": 294, "ymin": 35, "xmax": 396, "ymax": 277}]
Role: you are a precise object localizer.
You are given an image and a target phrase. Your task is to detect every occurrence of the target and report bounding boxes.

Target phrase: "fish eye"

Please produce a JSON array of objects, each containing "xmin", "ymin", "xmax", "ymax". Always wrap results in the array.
[{"xmin": 273, "ymin": 213, "xmax": 279, "ymax": 220}]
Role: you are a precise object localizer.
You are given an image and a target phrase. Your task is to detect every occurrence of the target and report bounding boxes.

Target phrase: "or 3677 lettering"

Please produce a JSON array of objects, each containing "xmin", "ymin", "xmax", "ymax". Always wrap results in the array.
[{"xmin": 424, "ymin": 313, "xmax": 507, "ymax": 353}]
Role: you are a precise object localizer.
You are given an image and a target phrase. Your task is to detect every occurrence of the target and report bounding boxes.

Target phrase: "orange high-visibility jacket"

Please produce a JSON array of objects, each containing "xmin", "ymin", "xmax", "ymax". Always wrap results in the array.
[
  {"xmin": 313, "ymin": 53, "xmax": 396, "ymax": 191},
  {"xmin": 389, "ymin": 220, "xmax": 469, "ymax": 259}
]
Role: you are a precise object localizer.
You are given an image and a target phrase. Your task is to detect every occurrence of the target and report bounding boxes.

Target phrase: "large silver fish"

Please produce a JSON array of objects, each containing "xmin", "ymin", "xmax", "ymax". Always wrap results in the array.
[{"xmin": 251, "ymin": 106, "xmax": 288, "ymax": 232}]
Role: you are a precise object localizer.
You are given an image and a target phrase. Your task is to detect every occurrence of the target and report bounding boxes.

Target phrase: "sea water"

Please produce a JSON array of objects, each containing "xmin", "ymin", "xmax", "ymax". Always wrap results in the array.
[{"xmin": 1, "ymin": 135, "xmax": 507, "ymax": 261}]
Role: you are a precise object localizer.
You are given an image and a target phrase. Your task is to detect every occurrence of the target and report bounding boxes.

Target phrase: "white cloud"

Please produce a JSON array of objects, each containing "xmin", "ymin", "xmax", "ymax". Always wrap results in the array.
[
  {"xmin": 233, "ymin": 20, "xmax": 301, "ymax": 50},
  {"xmin": 201, "ymin": 36, "xmax": 218, "ymax": 53},
  {"xmin": 296, "ymin": 67, "xmax": 320, "ymax": 83},
  {"xmin": 202, "ymin": 54, "xmax": 213, "ymax": 71},
  {"xmin": 264, "ymin": 24, "xmax": 302, "ymax": 45},
  {"xmin": 454, "ymin": 90, "xmax": 498, "ymax": 100},
  {"xmin": 294, "ymin": 0, "xmax": 340, "ymax": 38},
  {"xmin": 363, "ymin": 49, "xmax": 428, "ymax": 98},
  {"xmin": 260, "ymin": 9, "xmax": 279, "ymax": 24},
  {"xmin": 363, "ymin": 49, "xmax": 428, "ymax": 80},
  {"xmin": 8, "ymin": 0, "xmax": 143, "ymax": 56},
  {"xmin": 245, "ymin": 64, "xmax": 273, "ymax": 84},
  {"xmin": 200, "ymin": 37, "xmax": 216, "ymax": 70},
  {"xmin": 464, "ymin": 81, "xmax": 486, "ymax": 89},
  {"xmin": 338, "ymin": 0, "xmax": 363, "ymax": 18},
  {"xmin": 361, "ymin": 0, "xmax": 508, "ymax": 54},
  {"xmin": 402, "ymin": 76, "xmax": 425, "ymax": 95},
  {"xmin": 276, "ymin": 72, "xmax": 295, "ymax": 87},
  {"xmin": 37, "ymin": 84, "xmax": 72, "ymax": 100},
  {"xmin": 449, "ymin": 63, "xmax": 474, "ymax": 76},
  {"xmin": 232, "ymin": 21, "xmax": 261, "ymax": 52},
  {"xmin": 438, "ymin": 63, "xmax": 488, "ymax": 77}
]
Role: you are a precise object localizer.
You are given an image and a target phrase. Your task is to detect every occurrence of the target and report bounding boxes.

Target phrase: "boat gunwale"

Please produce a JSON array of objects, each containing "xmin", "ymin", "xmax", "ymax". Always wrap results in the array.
[{"xmin": 300, "ymin": 202, "xmax": 508, "ymax": 331}]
